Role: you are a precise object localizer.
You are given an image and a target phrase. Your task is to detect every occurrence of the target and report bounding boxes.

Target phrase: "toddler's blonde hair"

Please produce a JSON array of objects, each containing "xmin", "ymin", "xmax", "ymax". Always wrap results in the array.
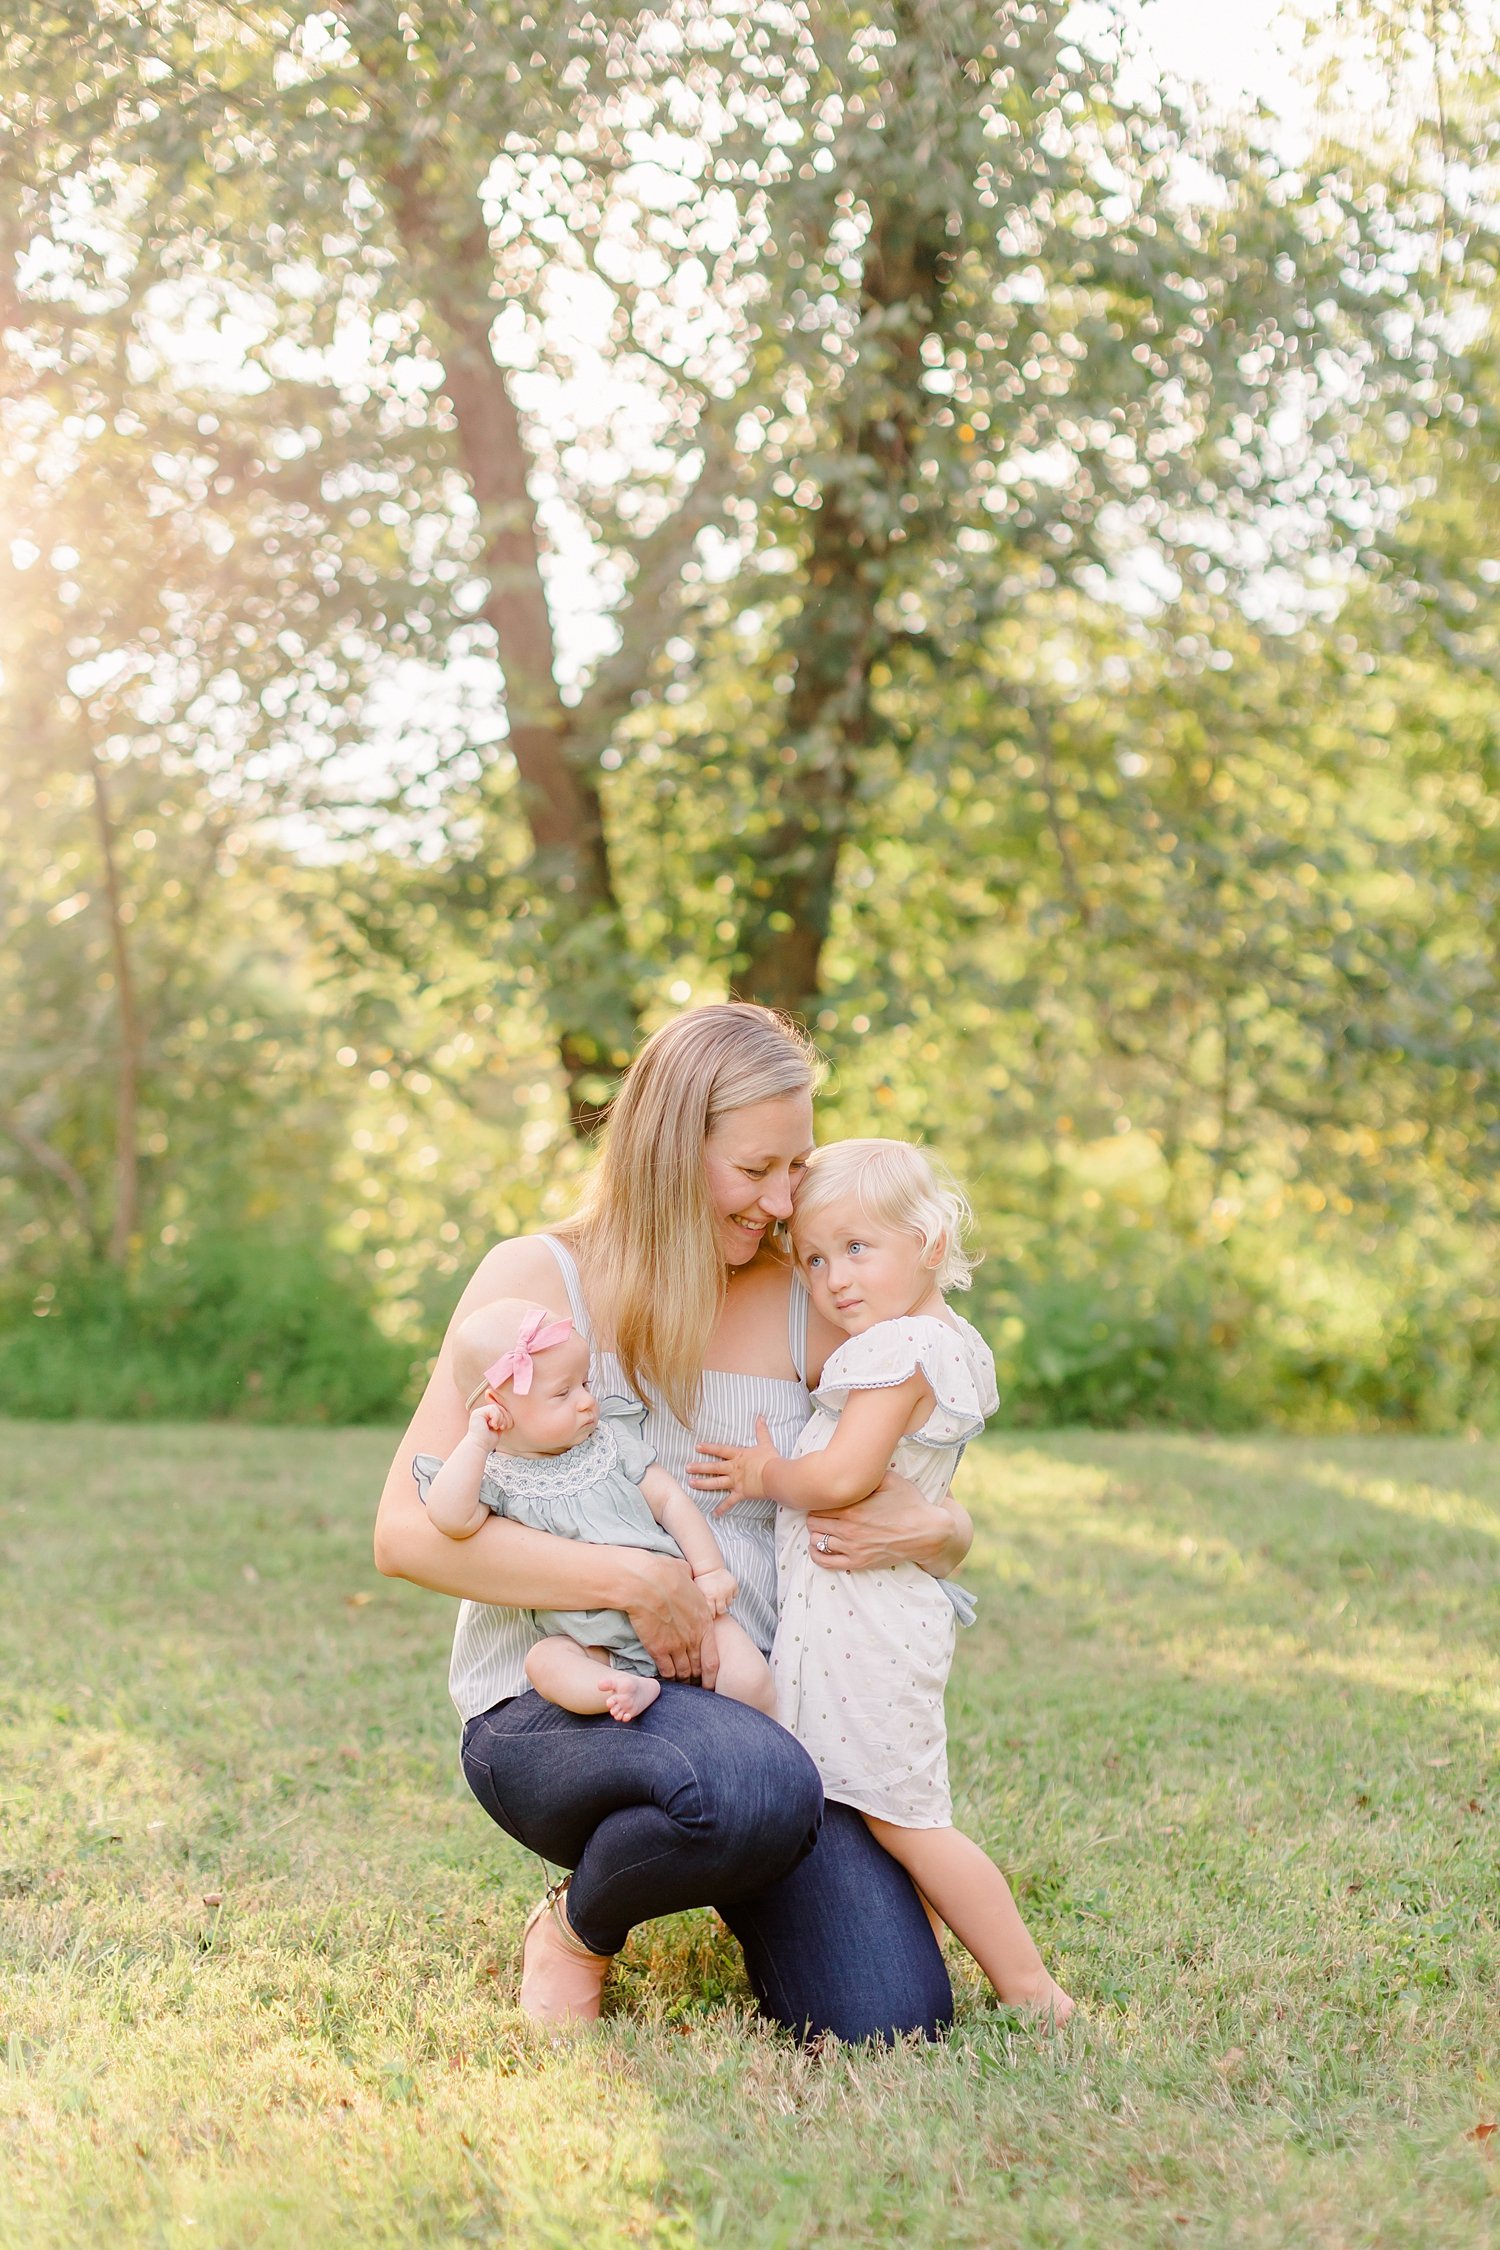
[{"xmin": 791, "ymin": 1139, "xmax": 976, "ymax": 1293}]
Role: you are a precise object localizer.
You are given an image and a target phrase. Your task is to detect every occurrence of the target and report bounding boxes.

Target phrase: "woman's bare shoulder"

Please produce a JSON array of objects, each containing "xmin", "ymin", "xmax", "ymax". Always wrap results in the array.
[{"xmin": 453, "ymin": 1232, "xmax": 571, "ymax": 1319}]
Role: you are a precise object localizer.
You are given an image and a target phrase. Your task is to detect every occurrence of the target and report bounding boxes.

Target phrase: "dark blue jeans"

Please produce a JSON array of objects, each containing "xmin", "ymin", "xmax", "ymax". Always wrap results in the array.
[{"xmin": 460, "ymin": 1684, "xmax": 953, "ymax": 2045}]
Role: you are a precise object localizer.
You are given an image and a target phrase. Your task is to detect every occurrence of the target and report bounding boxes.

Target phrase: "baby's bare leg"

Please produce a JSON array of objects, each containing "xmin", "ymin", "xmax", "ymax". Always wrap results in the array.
[
  {"xmin": 866, "ymin": 1817, "xmax": 1074, "ymax": 2025},
  {"xmin": 525, "ymin": 1636, "xmax": 661, "ymax": 1724},
  {"xmin": 710, "ymin": 1618, "xmax": 777, "ymax": 1716}
]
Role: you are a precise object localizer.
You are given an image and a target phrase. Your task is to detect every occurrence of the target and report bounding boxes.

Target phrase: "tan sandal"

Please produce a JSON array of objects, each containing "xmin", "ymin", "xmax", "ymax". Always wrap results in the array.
[{"xmin": 519, "ymin": 1877, "xmax": 613, "ymax": 2025}]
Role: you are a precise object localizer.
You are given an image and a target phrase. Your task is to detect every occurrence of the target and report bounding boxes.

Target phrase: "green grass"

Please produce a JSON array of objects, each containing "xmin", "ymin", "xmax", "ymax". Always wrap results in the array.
[{"xmin": 1, "ymin": 1422, "xmax": 1497, "ymax": 2248}]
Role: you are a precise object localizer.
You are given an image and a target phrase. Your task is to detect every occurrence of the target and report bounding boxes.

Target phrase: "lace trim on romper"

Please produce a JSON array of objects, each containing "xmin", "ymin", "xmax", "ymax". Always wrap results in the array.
[{"xmin": 480, "ymin": 1422, "xmax": 618, "ymax": 1508}]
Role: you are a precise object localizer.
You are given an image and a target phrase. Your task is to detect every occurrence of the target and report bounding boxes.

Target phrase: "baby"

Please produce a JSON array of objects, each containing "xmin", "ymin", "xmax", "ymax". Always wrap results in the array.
[
  {"xmin": 421, "ymin": 1298, "xmax": 774, "ymax": 1722},
  {"xmin": 698, "ymin": 1141, "xmax": 1074, "ymax": 2024}
]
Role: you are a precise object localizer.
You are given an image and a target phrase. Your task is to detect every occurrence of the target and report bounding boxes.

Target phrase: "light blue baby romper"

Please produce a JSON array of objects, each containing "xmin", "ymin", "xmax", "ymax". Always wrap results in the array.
[{"xmin": 471, "ymin": 1394, "xmax": 679, "ymax": 1677}]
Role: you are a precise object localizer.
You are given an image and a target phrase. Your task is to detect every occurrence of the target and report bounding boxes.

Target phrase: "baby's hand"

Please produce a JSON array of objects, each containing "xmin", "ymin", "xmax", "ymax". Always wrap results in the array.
[
  {"xmin": 467, "ymin": 1401, "xmax": 507, "ymax": 1450},
  {"xmin": 694, "ymin": 1566, "xmax": 739, "ymax": 1617}
]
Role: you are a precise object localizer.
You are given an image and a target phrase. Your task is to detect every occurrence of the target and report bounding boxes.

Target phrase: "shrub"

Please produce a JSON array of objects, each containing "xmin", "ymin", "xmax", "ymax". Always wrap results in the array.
[
  {"xmin": 968, "ymin": 1230, "xmax": 1500, "ymax": 1436},
  {"xmin": 1263, "ymin": 1274, "xmax": 1500, "ymax": 1434},
  {"xmin": 0, "ymin": 1232, "xmax": 413, "ymax": 1423},
  {"xmin": 979, "ymin": 1256, "xmax": 1262, "ymax": 1430}
]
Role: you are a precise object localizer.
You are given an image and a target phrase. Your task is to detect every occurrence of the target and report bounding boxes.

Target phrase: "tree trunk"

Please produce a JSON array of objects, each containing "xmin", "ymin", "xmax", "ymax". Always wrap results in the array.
[
  {"xmin": 0, "ymin": 1116, "xmax": 101, "ymax": 1257},
  {"xmin": 433, "ymin": 289, "xmax": 626, "ymax": 1135},
  {"xmin": 730, "ymin": 493, "xmax": 872, "ymax": 1011},
  {"xmin": 89, "ymin": 750, "xmax": 140, "ymax": 1264},
  {"xmin": 734, "ymin": 200, "xmax": 950, "ymax": 1015},
  {"xmin": 380, "ymin": 180, "xmax": 634, "ymax": 1135}
]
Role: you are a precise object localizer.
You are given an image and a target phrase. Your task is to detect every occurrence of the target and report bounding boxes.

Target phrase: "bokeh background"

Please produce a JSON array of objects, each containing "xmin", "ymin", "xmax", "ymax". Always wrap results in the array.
[{"xmin": 4, "ymin": 0, "xmax": 1498, "ymax": 1434}]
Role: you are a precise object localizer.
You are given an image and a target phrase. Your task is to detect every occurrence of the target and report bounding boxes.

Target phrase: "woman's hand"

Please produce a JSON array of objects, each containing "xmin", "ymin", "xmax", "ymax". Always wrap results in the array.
[
  {"xmin": 805, "ymin": 1472, "xmax": 973, "ymax": 1578},
  {"xmin": 616, "ymin": 1550, "xmax": 720, "ymax": 1689}
]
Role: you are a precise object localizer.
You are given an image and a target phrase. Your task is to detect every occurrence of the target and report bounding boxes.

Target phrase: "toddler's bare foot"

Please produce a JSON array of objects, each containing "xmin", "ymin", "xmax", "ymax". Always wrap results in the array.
[
  {"xmin": 600, "ymin": 1672, "xmax": 661, "ymax": 1724},
  {"xmin": 1005, "ymin": 1972, "xmax": 1075, "ymax": 2030}
]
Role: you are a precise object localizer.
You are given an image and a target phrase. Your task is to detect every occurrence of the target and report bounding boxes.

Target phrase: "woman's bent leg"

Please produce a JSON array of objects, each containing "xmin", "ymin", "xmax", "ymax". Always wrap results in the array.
[
  {"xmin": 461, "ymin": 1683, "xmax": 822, "ymax": 1957},
  {"xmin": 719, "ymin": 1799, "xmax": 953, "ymax": 2046},
  {"xmin": 462, "ymin": 1695, "xmax": 949, "ymax": 2041}
]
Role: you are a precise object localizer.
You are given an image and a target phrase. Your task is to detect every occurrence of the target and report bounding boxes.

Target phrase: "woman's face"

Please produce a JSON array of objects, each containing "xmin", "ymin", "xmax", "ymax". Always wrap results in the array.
[{"xmin": 704, "ymin": 1092, "xmax": 816, "ymax": 1267}]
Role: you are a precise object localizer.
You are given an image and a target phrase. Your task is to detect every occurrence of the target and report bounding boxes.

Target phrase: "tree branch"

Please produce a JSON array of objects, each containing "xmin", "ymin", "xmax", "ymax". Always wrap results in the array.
[
  {"xmin": 572, "ymin": 423, "xmax": 738, "ymax": 755},
  {"xmin": 1, "ymin": 1113, "xmax": 100, "ymax": 1255}
]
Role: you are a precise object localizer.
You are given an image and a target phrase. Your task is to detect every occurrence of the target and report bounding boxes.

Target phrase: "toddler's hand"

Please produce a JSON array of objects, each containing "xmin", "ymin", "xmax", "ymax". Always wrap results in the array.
[
  {"xmin": 694, "ymin": 1566, "xmax": 738, "ymax": 1617},
  {"xmin": 467, "ymin": 1402, "xmax": 507, "ymax": 1450},
  {"xmin": 695, "ymin": 1416, "xmax": 779, "ymax": 1510}
]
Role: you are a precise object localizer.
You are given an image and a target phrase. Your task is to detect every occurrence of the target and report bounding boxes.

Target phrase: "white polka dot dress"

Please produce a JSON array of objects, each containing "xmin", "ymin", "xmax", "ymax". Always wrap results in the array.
[{"xmin": 771, "ymin": 1314, "xmax": 998, "ymax": 1830}]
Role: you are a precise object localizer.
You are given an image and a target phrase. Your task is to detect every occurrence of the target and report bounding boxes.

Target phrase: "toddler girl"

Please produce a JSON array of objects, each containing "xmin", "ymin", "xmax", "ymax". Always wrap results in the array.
[
  {"xmin": 420, "ymin": 1298, "xmax": 774, "ymax": 1722},
  {"xmin": 699, "ymin": 1142, "xmax": 1074, "ymax": 2023}
]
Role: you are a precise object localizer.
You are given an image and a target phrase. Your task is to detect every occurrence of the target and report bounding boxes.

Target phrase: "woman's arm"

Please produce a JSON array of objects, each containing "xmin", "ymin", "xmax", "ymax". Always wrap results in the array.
[
  {"xmin": 373, "ymin": 1236, "xmax": 718, "ymax": 1684},
  {"xmin": 806, "ymin": 1484, "xmax": 973, "ymax": 1577}
]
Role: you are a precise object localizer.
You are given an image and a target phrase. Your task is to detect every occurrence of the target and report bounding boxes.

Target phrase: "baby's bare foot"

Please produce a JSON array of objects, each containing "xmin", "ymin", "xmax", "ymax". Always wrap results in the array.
[{"xmin": 600, "ymin": 1673, "xmax": 661, "ymax": 1724}]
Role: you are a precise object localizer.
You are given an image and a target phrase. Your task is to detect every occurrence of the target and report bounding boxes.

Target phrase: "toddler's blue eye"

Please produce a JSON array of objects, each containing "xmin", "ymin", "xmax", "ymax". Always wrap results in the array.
[{"xmin": 848, "ymin": 1240, "xmax": 867, "ymax": 1256}]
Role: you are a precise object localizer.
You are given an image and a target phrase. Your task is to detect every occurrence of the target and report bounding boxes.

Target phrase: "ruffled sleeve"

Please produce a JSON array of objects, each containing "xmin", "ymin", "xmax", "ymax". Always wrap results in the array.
[
  {"xmin": 599, "ymin": 1393, "xmax": 656, "ymax": 1484},
  {"xmin": 814, "ymin": 1314, "xmax": 998, "ymax": 1446},
  {"xmin": 412, "ymin": 1448, "xmax": 512, "ymax": 1515}
]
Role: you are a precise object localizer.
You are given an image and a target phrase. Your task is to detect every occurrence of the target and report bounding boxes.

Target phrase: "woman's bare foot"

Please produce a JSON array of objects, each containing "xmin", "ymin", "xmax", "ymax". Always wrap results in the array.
[
  {"xmin": 519, "ymin": 1885, "xmax": 613, "ymax": 2025},
  {"xmin": 600, "ymin": 1672, "xmax": 661, "ymax": 1724}
]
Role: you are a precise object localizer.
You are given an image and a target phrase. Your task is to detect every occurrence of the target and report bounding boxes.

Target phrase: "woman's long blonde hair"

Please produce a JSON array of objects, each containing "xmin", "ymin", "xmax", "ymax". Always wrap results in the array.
[{"xmin": 558, "ymin": 1003, "xmax": 820, "ymax": 1421}]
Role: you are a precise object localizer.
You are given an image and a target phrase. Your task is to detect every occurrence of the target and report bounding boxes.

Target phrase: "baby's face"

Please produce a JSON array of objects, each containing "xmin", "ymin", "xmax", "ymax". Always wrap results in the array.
[
  {"xmin": 793, "ymin": 1194, "xmax": 935, "ymax": 1335},
  {"xmin": 503, "ymin": 1330, "xmax": 598, "ymax": 1454}
]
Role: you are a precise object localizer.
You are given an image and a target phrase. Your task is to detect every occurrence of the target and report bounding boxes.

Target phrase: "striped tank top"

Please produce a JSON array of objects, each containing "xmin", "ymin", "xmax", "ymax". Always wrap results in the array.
[{"xmin": 446, "ymin": 1235, "xmax": 814, "ymax": 1719}]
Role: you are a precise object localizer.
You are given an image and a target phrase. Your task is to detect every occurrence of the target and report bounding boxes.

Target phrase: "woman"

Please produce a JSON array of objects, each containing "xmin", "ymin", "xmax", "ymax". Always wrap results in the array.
[{"xmin": 374, "ymin": 1004, "xmax": 974, "ymax": 2040}]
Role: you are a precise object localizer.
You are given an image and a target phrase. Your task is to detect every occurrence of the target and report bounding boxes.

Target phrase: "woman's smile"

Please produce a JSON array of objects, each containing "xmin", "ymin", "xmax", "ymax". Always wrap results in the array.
[{"xmin": 703, "ymin": 1090, "xmax": 815, "ymax": 1265}]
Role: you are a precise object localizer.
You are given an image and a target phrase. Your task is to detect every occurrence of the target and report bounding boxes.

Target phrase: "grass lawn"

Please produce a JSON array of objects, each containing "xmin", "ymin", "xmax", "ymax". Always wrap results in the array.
[{"xmin": 1, "ymin": 1421, "xmax": 1497, "ymax": 2248}]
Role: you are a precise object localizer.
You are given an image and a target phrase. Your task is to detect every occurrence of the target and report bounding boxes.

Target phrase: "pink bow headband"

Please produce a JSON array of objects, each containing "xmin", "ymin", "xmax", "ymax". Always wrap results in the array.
[{"xmin": 482, "ymin": 1309, "xmax": 574, "ymax": 1398}]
